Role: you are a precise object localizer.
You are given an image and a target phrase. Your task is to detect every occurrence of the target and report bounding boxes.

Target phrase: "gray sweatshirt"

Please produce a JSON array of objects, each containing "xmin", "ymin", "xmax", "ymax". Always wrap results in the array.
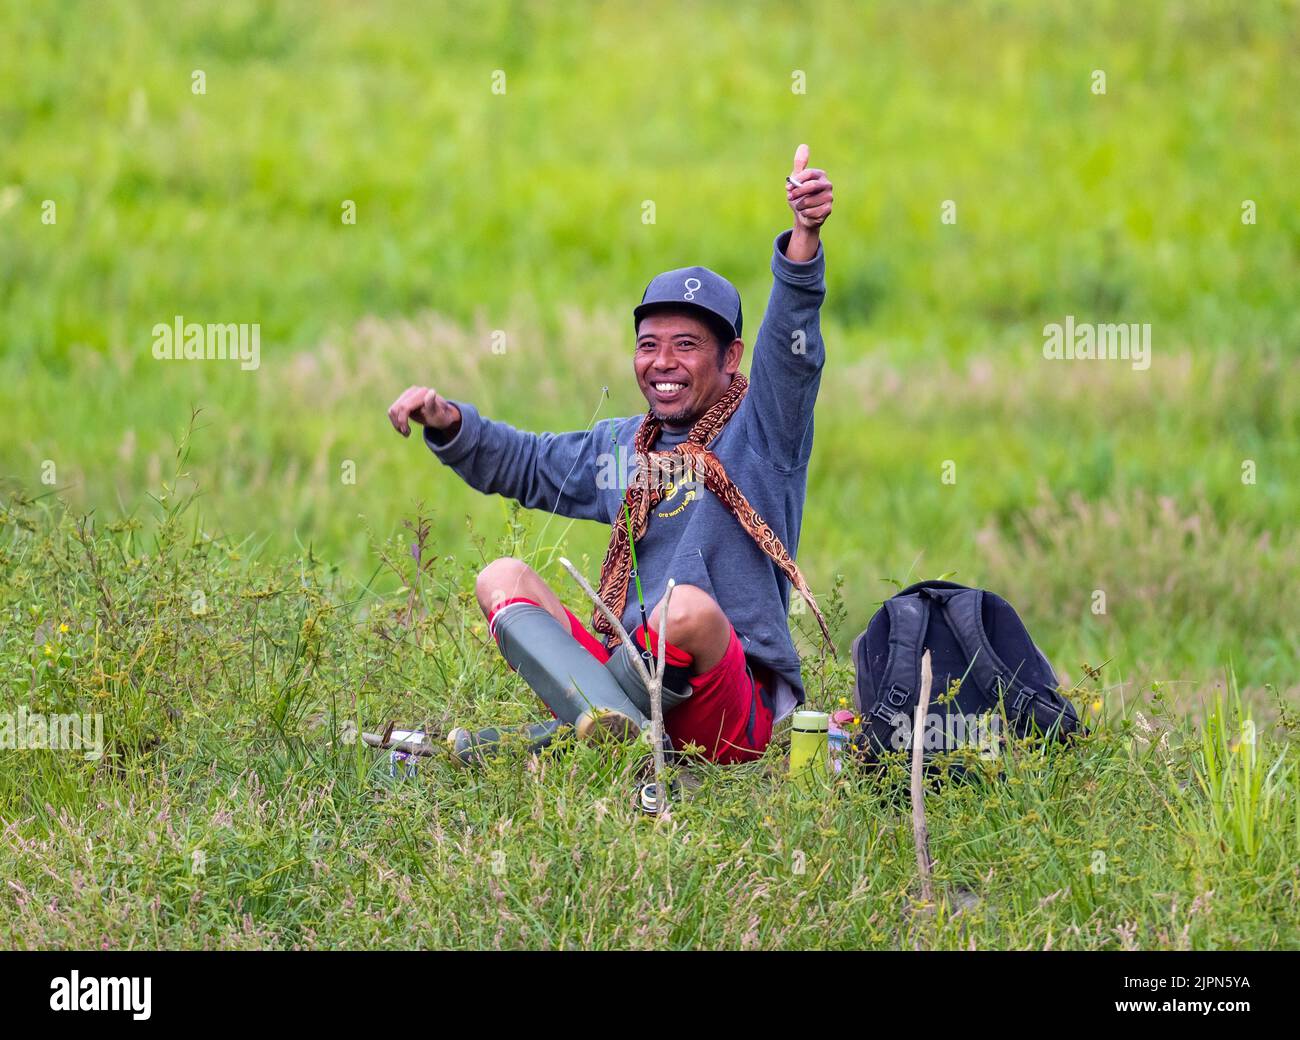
[{"xmin": 425, "ymin": 230, "xmax": 826, "ymax": 720}]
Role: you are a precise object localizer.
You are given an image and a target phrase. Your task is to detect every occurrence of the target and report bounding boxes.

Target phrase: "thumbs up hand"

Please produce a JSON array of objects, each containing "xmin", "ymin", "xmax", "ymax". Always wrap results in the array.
[
  {"xmin": 791, "ymin": 143, "xmax": 810, "ymax": 177},
  {"xmin": 785, "ymin": 143, "xmax": 833, "ymax": 233}
]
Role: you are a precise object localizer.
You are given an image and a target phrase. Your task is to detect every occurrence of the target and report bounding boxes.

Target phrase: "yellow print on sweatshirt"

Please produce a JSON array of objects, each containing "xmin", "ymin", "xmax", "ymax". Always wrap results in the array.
[{"xmin": 656, "ymin": 468, "xmax": 701, "ymax": 519}]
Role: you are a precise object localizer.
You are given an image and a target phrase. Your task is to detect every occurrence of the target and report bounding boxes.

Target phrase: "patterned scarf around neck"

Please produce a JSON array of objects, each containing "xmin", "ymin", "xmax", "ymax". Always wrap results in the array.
[{"xmin": 593, "ymin": 372, "xmax": 834, "ymax": 652}]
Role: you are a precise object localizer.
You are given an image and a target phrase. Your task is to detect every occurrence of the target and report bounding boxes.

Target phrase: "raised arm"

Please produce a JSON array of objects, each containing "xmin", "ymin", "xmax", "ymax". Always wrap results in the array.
[
  {"xmin": 784, "ymin": 144, "xmax": 832, "ymax": 264},
  {"xmin": 743, "ymin": 144, "xmax": 833, "ymax": 469},
  {"xmin": 388, "ymin": 385, "xmax": 612, "ymax": 521}
]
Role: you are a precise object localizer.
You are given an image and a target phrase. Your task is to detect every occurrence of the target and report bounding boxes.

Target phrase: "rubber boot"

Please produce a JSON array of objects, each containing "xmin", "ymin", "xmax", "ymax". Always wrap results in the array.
[
  {"xmin": 604, "ymin": 643, "xmax": 694, "ymax": 713},
  {"xmin": 447, "ymin": 718, "xmax": 567, "ymax": 768},
  {"xmin": 492, "ymin": 602, "xmax": 648, "ymax": 743}
]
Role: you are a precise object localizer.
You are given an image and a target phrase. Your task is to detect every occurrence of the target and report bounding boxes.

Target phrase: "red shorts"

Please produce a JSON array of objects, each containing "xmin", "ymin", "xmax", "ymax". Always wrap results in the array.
[{"xmin": 560, "ymin": 607, "xmax": 774, "ymax": 765}]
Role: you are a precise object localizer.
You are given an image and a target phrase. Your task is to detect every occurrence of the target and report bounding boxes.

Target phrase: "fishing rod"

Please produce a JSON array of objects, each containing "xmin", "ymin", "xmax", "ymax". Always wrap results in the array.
[{"xmin": 612, "ymin": 420, "xmax": 655, "ymax": 669}]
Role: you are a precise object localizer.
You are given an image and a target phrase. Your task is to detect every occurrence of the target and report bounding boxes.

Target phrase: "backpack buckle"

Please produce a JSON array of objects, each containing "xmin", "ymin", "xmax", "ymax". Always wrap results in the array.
[
  {"xmin": 1009, "ymin": 686, "xmax": 1036, "ymax": 714},
  {"xmin": 871, "ymin": 684, "xmax": 911, "ymax": 723}
]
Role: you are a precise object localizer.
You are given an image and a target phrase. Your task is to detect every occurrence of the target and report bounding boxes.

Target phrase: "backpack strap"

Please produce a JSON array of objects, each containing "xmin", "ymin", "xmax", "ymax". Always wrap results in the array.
[
  {"xmin": 866, "ymin": 594, "xmax": 931, "ymax": 732},
  {"xmin": 939, "ymin": 589, "xmax": 1041, "ymax": 717}
]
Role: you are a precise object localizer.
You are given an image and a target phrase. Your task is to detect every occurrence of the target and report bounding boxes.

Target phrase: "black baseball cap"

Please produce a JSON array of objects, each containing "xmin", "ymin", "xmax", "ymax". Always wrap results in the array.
[{"xmin": 633, "ymin": 266, "xmax": 743, "ymax": 341}]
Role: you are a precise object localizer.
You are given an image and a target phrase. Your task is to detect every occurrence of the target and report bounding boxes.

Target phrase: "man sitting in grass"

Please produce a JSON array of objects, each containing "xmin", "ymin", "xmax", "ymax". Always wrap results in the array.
[{"xmin": 387, "ymin": 145, "xmax": 834, "ymax": 764}]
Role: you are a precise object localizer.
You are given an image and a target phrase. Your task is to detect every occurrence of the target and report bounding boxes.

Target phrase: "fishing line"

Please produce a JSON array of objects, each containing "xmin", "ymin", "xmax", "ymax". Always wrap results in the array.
[
  {"xmin": 525, "ymin": 382, "xmax": 653, "ymax": 661},
  {"xmin": 530, "ymin": 384, "xmax": 614, "ymax": 569}
]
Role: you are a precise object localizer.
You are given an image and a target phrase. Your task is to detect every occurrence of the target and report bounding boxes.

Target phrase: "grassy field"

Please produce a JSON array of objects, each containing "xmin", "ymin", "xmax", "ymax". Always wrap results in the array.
[{"xmin": 1, "ymin": 0, "xmax": 1297, "ymax": 948}]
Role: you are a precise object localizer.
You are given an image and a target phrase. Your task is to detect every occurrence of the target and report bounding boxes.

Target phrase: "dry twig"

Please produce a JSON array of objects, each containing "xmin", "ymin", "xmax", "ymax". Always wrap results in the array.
[
  {"xmin": 558, "ymin": 557, "xmax": 672, "ymax": 817},
  {"xmin": 911, "ymin": 649, "xmax": 935, "ymax": 906}
]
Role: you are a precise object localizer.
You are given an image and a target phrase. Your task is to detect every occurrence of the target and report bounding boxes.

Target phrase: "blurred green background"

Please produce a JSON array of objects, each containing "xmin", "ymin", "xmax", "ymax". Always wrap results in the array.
[{"xmin": 2, "ymin": 0, "xmax": 1297, "ymax": 693}]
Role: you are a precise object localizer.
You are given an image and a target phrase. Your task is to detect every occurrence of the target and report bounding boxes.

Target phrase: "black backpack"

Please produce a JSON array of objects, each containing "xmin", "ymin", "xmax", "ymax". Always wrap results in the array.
[{"xmin": 851, "ymin": 580, "xmax": 1081, "ymax": 759}]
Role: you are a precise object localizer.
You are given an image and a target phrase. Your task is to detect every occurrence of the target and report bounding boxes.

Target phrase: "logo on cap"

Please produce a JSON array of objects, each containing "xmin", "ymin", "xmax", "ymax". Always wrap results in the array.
[{"xmin": 683, "ymin": 277, "xmax": 701, "ymax": 301}]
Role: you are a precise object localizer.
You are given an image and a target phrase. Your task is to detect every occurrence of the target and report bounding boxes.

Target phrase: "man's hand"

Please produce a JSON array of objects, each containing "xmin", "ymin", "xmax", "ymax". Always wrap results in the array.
[
  {"xmin": 387, "ymin": 385, "xmax": 461, "ymax": 438},
  {"xmin": 785, "ymin": 143, "xmax": 833, "ymax": 262}
]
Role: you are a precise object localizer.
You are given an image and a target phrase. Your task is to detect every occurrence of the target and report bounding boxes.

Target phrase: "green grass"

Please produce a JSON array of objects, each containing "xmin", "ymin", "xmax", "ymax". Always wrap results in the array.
[
  {"xmin": 1, "ymin": 485, "xmax": 1296, "ymax": 949},
  {"xmin": 1, "ymin": 0, "xmax": 1297, "ymax": 948}
]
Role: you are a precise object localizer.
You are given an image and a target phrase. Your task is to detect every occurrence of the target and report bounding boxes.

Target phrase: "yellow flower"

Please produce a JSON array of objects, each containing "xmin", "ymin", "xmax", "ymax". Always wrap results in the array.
[
  {"xmin": 838, "ymin": 697, "xmax": 847, "ymax": 706},
  {"xmin": 43, "ymin": 644, "xmax": 54, "ymax": 656},
  {"xmin": 1091, "ymin": 700, "xmax": 1102, "ymax": 712},
  {"xmin": 59, "ymin": 623, "xmax": 69, "ymax": 634}
]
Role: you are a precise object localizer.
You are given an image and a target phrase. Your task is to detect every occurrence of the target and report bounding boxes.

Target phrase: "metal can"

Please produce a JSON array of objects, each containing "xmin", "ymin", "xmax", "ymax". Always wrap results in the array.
[
  {"xmin": 828, "ymin": 709, "xmax": 856, "ymax": 774},
  {"xmin": 387, "ymin": 729, "xmax": 425, "ymax": 779}
]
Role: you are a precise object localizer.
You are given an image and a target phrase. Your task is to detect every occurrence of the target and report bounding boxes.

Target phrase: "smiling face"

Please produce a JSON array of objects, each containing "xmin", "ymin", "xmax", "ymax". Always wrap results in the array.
[{"xmin": 634, "ymin": 309, "xmax": 743, "ymax": 428}]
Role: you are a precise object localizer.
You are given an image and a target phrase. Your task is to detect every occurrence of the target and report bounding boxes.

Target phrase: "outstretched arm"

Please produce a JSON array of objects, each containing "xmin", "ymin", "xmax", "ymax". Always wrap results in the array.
[
  {"xmin": 388, "ymin": 385, "xmax": 613, "ymax": 521},
  {"xmin": 744, "ymin": 144, "xmax": 833, "ymax": 469}
]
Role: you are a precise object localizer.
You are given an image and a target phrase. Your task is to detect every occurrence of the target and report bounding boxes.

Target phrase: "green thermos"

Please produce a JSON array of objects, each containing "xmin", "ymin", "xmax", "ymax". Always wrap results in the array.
[{"xmin": 789, "ymin": 710, "xmax": 830, "ymax": 786}]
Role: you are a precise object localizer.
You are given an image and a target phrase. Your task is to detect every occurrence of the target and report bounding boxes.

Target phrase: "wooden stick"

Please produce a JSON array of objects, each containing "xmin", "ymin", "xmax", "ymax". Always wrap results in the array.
[
  {"xmin": 911, "ymin": 649, "xmax": 935, "ymax": 906},
  {"xmin": 558, "ymin": 557, "xmax": 671, "ymax": 818},
  {"xmin": 359, "ymin": 729, "xmax": 438, "ymax": 756},
  {"xmin": 557, "ymin": 557, "xmax": 653, "ymax": 690},
  {"xmin": 649, "ymin": 580, "xmax": 675, "ymax": 817}
]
